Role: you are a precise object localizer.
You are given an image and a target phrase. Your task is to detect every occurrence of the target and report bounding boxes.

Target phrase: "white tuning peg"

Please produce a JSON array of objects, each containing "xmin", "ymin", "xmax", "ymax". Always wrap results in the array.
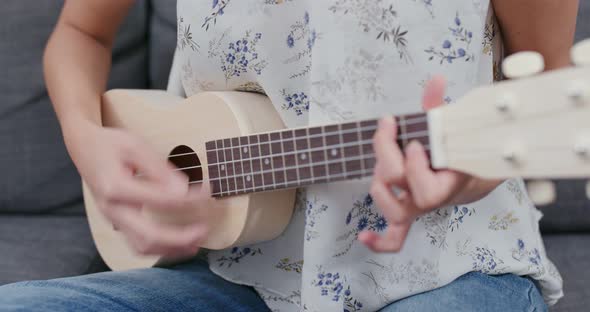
[
  {"xmin": 526, "ymin": 180, "xmax": 556, "ymax": 206},
  {"xmin": 571, "ymin": 39, "xmax": 590, "ymax": 67},
  {"xmin": 502, "ymin": 51, "xmax": 545, "ymax": 79}
]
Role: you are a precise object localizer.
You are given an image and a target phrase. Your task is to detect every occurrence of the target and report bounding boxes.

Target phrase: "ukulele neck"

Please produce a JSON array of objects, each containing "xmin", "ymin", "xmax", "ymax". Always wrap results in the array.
[{"xmin": 205, "ymin": 113, "xmax": 430, "ymax": 197}]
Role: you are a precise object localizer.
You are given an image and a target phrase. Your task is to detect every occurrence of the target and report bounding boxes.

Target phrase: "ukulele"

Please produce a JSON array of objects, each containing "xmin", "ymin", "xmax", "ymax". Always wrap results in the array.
[{"xmin": 85, "ymin": 41, "xmax": 590, "ymax": 271}]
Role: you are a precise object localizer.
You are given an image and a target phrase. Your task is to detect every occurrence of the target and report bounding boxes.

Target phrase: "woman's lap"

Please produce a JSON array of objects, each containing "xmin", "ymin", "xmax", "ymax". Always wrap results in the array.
[
  {"xmin": 381, "ymin": 271, "xmax": 547, "ymax": 312},
  {"xmin": 0, "ymin": 260, "xmax": 546, "ymax": 312},
  {"xmin": 0, "ymin": 259, "xmax": 269, "ymax": 312}
]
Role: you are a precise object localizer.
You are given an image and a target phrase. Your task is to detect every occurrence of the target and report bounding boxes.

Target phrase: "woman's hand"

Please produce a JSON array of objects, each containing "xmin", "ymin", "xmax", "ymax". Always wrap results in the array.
[
  {"xmin": 69, "ymin": 123, "xmax": 210, "ymax": 258},
  {"xmin": 358, "ymin": 77, "xmax": 502, "ymax": 253}
]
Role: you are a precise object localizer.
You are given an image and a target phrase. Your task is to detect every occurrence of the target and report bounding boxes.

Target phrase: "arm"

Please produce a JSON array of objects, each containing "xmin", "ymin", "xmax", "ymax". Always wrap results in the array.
[
  {"xmin": 493, "ymin": 0, "xmax": 579, "ymax": 69},
  {"xmin": 44, "ymin": 1, "xmax": 208, "ymax": 257},
  {"xmin": 44, "ymin": 0, "xmax": 135, "ymax": 137}
]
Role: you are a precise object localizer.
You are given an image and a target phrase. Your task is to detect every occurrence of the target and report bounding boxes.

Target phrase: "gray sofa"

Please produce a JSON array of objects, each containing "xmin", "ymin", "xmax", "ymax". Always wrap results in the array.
[{"xmin": 0, "ymin": 1, "xmax": 588, "ymax": 311}]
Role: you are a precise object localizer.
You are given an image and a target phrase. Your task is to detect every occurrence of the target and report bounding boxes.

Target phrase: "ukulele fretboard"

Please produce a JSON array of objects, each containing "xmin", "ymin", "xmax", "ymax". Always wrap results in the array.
[{"xmin": 205, "ymin": 113, "xmax": 429, "ymax": 197}]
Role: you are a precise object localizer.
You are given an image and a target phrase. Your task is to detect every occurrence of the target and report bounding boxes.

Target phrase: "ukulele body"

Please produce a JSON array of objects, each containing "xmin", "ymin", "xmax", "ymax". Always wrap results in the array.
[{"xmin": 83, "ymin": 90, "xmax": 296, "ymax": 271}]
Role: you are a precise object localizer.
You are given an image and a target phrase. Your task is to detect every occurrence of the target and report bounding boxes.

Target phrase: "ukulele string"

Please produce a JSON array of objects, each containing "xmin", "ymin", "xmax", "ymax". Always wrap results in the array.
[
  {"xmin": 167, "ymin": 115, "xmax": 428, "ymax": 158},
  {"xmin": 176, "ymin": 145, "xmax": 432, "ymax": 186},
  {"xmin": 185, "ymin": 153, "xmax": 378, "ymax": 186},
  {"xmin": 209, "ymin": 167, "xmax": 377, "ymax": 197},
  {"xmin": 166, "ymin": 137, "xmax": 431, "ymax": 173}
]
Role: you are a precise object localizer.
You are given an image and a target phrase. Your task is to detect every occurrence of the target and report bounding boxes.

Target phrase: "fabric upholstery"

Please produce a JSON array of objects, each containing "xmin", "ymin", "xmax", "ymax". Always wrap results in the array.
[
  {"xmin": 0, "ymin": 212, "xmax": 99, "ymax": 285},
  {"xmin": 0, "ymin": 1, "xmax": 149, "ymax": 214},
  {"xmin": 0, "ymin": 0, "xmax": 149, "ymax": 281},
  {"xmin": 148, "ymin": 0, "xmax": 177, "ymax": 89},
  {"xmin": 575, "ymin": 0, "xmax": 590, "ymax": 42},
  {"xmin": 539, "ymin": 180, "xmax": 590, "ymax": 233},
  {"xmin": 543, "ymin": 235, "xmax": 590, "ymax": 312}
]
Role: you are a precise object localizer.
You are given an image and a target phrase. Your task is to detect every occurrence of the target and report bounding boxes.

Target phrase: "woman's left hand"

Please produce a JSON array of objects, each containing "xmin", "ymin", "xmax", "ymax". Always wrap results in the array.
[{"xmin": 358, "ymin": 76, "xmax": 502, "ymax": 253}]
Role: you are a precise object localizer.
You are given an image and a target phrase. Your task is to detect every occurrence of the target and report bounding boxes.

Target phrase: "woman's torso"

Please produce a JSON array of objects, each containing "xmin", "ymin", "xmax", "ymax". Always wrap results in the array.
[{"xmin": 171, "ymin": 1, "xmax": 563, "ymax": 311}]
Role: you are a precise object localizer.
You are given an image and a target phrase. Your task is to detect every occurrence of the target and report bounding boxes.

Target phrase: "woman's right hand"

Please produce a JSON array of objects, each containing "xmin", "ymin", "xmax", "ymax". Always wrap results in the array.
[
  {"xmin": 45, "ymin": 1, "xmax": 209, "ymax": 257},
  {"xmin": 68, "ymin": 123, "xmax": 210, "ymax": 257}
]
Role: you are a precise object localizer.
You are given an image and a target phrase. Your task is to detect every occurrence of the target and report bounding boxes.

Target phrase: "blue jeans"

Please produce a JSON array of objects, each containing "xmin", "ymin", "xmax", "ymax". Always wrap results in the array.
[{"xmin": 0, "ymin": 259, "xmax": 547, "ymax": 311}]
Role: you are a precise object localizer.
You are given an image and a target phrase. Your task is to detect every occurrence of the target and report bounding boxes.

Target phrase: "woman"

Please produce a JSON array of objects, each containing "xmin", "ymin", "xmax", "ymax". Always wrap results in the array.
[{"xmin": 0, "ymin": 0, "xmax": 578, "ymax": 311}]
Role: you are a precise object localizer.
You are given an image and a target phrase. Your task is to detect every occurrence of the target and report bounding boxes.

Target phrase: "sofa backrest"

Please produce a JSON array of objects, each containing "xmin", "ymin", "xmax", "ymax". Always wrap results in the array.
[
  {"xmin": 0, "ymin": 1, "xmax": 150, "ymax": 214},
  {"xmin": 148, "ymin": 0, "xmax": 177, "ymax": 90}
]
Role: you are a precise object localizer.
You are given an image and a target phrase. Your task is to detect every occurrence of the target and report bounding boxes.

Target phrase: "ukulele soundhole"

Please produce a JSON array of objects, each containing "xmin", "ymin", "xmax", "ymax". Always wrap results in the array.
[{"xmin": 168, "ymin": 145, "xmax": 202, "ymax": 184}]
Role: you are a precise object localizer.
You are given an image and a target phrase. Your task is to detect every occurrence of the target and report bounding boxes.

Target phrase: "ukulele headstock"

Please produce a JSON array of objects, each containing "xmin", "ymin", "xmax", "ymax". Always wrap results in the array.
[{"xmin": 428, "ymin": 39, "xmax": 590, "ymax": 205}]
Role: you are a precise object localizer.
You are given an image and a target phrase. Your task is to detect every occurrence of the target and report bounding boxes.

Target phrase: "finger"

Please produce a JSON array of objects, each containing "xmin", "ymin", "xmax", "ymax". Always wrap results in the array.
[
  {"xmin": 104, "ymin": 174, "xmax": 190, "ymax": 209},
  {"xmin": 103, "ymin": 204, "xmax": 207, "ymax": 255},
  {"xmin": 370, "ymin": 180, "xmax": 415, "ymax": 224},
  {"xmin": 160, "ymin": 248, "xmax": 202, "ymax": 261},
  {"xmin": 124, "ymin": 137, "xmax": 188, "ymax": 195},
  {"xmin": 358, "ymin": 222, "xmax": 412, "ymax": 253},
  {"xmin": 422, "ymin": 75, "xmax": 447, "ymax": 111},
  {"xmin": 405, "ymin": 141, "xmax": 467, "ymax": 209},
  {"xmin": 373, "ymin": 117, "xmax": 405, "ymax": 184}
]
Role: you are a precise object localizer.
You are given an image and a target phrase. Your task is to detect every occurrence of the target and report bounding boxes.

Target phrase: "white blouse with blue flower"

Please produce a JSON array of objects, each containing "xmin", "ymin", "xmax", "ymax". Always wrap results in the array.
[{"xmin": 169, "ymin": 0, "xmax": 563, "ymax": 311}]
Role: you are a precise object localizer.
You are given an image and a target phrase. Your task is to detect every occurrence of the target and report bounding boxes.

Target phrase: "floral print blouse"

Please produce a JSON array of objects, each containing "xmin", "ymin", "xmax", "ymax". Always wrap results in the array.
[{"xmin": 168, "ymin": 0, "xmax": 563, "ymax": 311}]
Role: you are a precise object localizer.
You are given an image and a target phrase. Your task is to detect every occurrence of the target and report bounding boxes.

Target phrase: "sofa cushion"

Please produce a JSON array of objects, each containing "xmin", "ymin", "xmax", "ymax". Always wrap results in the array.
[
  {"xmin": 543, "ymin": 234, "xmax": 590, "ymax": 312},
  {"xmin": 148, "ymin": 0, "xmax": 177, "ymax": 89},
  {"xmin": 0, "ymin": 1, "xmax": 149, "ymax": 214},
  {"xmin": 0, "ymin": 211, "xmax": 106, "ymax": 285},
  {"xmin": 539, "ymin": 180, "xmax": 590, "ymax": 233},
  {"xmin": 576, "ymin": 0, "xmax": 589, "ymax": 42}
]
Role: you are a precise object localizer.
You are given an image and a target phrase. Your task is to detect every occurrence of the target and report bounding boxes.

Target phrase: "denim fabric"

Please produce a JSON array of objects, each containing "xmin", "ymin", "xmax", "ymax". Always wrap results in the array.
[
  {"xmin": 380, "ymin": 272, "xmax": 547, "ymax": 312},
  {"xmin": 0, "ymin": 259, "xmax": 268, "ymax": 312},
  {"xmin": 0, "ymin": 259, "xmax": 547, "ymax": 312}
]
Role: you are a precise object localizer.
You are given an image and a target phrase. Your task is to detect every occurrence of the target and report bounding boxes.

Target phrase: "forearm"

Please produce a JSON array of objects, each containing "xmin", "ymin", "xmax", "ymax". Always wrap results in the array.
[
  {"xmin": 43, "ymin": 0, "xmax": 135, "ymax": 147},
  {"xmin": 44, "ymin": 22, "xmax": 111, "ymax": 143},
  {"xmin": 451, "ymin": 178, "xmax": 503, "ymax": 206},
  {"xmin": 493, "ymin": 0, "xmax": 579, "ymax": 70}
]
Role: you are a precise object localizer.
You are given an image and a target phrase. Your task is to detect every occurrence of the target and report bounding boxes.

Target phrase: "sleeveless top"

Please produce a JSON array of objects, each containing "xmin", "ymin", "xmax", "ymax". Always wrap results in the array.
[{"xmin": 168, "ymin": 1, "xmax": 563, "ymax": 311}]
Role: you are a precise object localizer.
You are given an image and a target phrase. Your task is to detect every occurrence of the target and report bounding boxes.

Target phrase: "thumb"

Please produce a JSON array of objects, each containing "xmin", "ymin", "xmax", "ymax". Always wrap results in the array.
[{"xmin": 422, "ymin": 75, "xmax": 447, "ymax": 111}]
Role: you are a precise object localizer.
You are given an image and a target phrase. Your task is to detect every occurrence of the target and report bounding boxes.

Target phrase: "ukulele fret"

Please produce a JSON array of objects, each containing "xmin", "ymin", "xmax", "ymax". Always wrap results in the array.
[
  {"xmin": 270, "ymin": 132, "xmax": 285, "ymax": 189},
  {"xmin": 324, "ymin": 125, "xmax": 344, "ymax": 181},
  {"xmin": 399, "ymin": 116, "xmax": 408, "ymax": 149},
  {"xmin": 217, "ymin": 139, "xmax": 229, "ymax": 196},
  {"xmin": 281, "ymin": 130, "xmax": 298, "ymax": 188},
  {"xmin": 205, "ymin": 141, "xmax": 222, "ymax": 196},
  {"xmin": 231, "ymin": 137, "xmax": 244, "ymax": 195},
  {"xmin": 356, "ymin": 121, "xmax": 367, "ymax": 174},
  {"xmin": 249, "ymin": 135, "xmax": 263, "ymax": 192},
  {"xmin": 240, "ymin": 136, "xmax": 253, "ymax": 193},
  {"xmin": 259, "ymin": 133, "xmax": 274, "ymax": 190},
  {"xmin": 309, "ymin": 126, "xmax": 328, "ymax": 184},
  {"xmin": 210, "ymin": 153, "xmax": 377, "ymax": 184},
  {"xmin": 294, "ymin": 128, "xmax": 312, "ymax": 186},
  {"xmin": 338, "ymin": 124, "xmax": 348, "ymax": 179},
  {"xmin": 407, "ymin": 116, "xmax": 430, "ymax": 147},
  {"xmin": 224, "ymin": 139, "xmax": 235, "ymax": 195},
  {"xmin": 342, "ymin": 121, "xmax": 363, "ymax": 179}
]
